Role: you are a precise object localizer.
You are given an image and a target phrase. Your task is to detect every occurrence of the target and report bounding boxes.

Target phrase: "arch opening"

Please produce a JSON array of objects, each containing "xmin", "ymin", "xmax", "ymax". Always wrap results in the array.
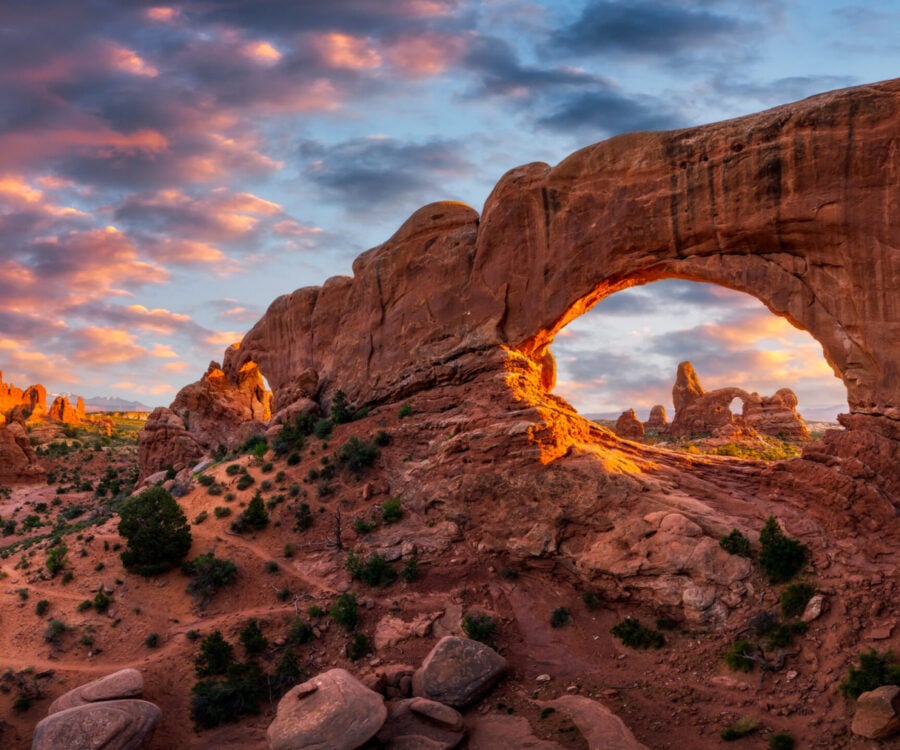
[{"xmin": 548, "ymin": 279, "xmax": 848, "ymax": 445}]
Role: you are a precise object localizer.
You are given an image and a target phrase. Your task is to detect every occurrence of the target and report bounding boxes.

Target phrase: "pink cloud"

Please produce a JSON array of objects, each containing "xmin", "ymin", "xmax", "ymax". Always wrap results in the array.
[{"xmin": 384, "ymin": 33, "xmax": 465, "ymax": 76}]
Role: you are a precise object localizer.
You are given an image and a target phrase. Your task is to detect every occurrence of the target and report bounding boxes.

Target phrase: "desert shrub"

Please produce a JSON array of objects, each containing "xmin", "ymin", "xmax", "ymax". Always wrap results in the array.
[
  {"xmin": 348, "ymin": 632, "xmax": 371, "ymax": 661},
  {"xmin": 330, "ymin": 390, "xmax": 353, "ymax": 424},
  {"xmin": 550, "ymin": 607, "xmax": 571, "ymax": 628},
  {"xmin": 769, "ymin": 732, "xmax": 794, "ymax": 749},
  {"xmin": 207, "ymin": 483, "xmax": 223, "ymax": 496},
  {"xmin": 276, "ymin": 587, "xmax": 291, "ymax": 601},
  {"xmin": 581, "ymin": 590, "xmax": 601, "ymax": 610},
  {"xmin": 197, "ymin": 474, "xmax": 215, "ymax": 487},
  {"xmin": 286, "ymin": 618, "xmax": 315, "ymax": 646},
  {"xmin": 195, "ymin": 630, "xmax": 235, "ymax": 676},
  {"xmin": 780, "ymin": 583, "xmax": 815, "ymax": 619},
  {"xmin": 400, "ymin": 558, "xmax": 420, "ymax": 583},
  {"xmin": 353, "ymin": 517, "xmax": 375, "ymax": 535},
  {"xmin": 264, "ymin": 560, "xmax": 279, "ymax": 573},
  {"xmin": 721, "ymin": 718, "xmax": 758, "ymax": 740},
  {"xmin": 240, "ymin": 434, "xmax": 267, "ymax": 457},
  {"xmin": 758, "ymin": 516, "xmax": 807, "ymax": 583},
  {"xmin": 239, "ymin": 619, "xmax": 267, "ymax": 656},
  {"xmin": 314, "ymin": 419, "xmax": 332, "ymax": 440},
  {"xmin": 226, "ymin": 464, "xmax": 242, "ymax": 476},
  {"xmin": 330, "ymin": 593, "xmax": 359, "ymax": 631},
  {"xmin": 93, "ymin": 590, "xmax": 111, "ymax": 613},
  {"xmin": 45, "ymin": 543, "xmax": 67, "ymax": 576},
  {"xmin": 286, "ymin": 451, "xmax": 301, "ymax": 466},
  {"xmin": 719, "ymin": 529, "xmax": 751, "ymax": 557},
  {"xmin": 145, "ymin": 632, "xmax": 160, "ymax": 648},
  {"xmin": 35, "ymin": 599, "xmax": 49, "ymax": 616},
  {"xmin": 373, "ymin": 430, "xmax": 391, "ymax": 447},
  {"xmin": 283, "ymin": 543, "xmax": 294, "ymax": 558},
  {"xmin": 462, "ymin": 613, "xmax": 497, "ymax": 645},
  {"xmin": 724, "ymin": 639, "xmax": 756, "ymax": 672},
  {"xmin": 213, "ymin": 506, "xmax": 231, "ymax": 518},
  {"xmin": 191, "ymin": 662, "xmax": 264, "ymax": 729},
  {"xmin": 44, "ymin": 618, "xmax": 67, "ymax": 643},
  {"xmin": 308, "ymin": 605, "xmax": 324, "ymax": 618},
  {"xmin": 193, "ymin": 511, "xmax": 208, "ymax": 525},
  {"xmin": 335, "ymin": 437, "xmax": 379, "ymax": 474},
  {"xmin": 261, "ymin": 462, "xmax": 274, "ymax": 474},
  {"xmin": 398, "ymin": 403, "xmax": 413, "ymax": 419},
  {"xmin": 183, "ymin": 553, "xmax": 238, "ymax": 605},
  {"xmin": 273, "ymin": 415, "xmax": 310, "ymax": 455},
  {"xmin": 839, "ymin": 648, "xmax": 900, "ymax": 698},
  {"xmin": 381, "ymin": 497, "xmax": 402, "ymax": 524},
  {"xmin": 230, "ymin": 492, "xmax": 268, "ymax": 533},
  {"xmin": 611, "ymin": 618, "xmax": 664, "ymax": 649},
  {"xmin": 294, "ymin": 503, "xmax": 312, "ymax": 531},
  {"xmin": 235, "ymin": 474, "xmax": 255, "ymax": 491},
  {"xmin": 118, "ymin": 486, "xmax": 192, "ymax": 576},
  {"xmin": 269, "ymin": 648, "xmax": 303, "ymax": 697},
  {"xmin": 186, "ymin": 630, "xmax": 201, "ymax": 641},
  {"xmin": 346, "ymin": 551, "xmax": 397, "ymax": 587}
]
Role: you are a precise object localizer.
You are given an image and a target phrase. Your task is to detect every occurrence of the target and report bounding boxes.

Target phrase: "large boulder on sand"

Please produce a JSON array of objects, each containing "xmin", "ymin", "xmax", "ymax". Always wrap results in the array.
[
  {"xmin": 413, "ymin": 636, "xmax": 507, "ymax": 708},
  {"xmin": 851, "ymin": 685, "xmax": 900, "ymax": 739},
  {"xmin": 376, "ymin": 697, "xmax": 465, "ymax": 749},
  {"xmin": 267, "ymin": 668, "xmax": 387, "ymax": 750},
  {"xmin": 32, "ymin": 699, "xmax": 160, "ymax": 750},
  {"xmin": 48, "ymin": 668, "xmax": 144, "ymax": 714}
]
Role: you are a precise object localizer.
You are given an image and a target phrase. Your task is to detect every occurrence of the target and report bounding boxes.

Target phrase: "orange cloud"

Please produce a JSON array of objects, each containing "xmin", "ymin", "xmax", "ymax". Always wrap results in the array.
[
  {"xmin": 161, "ymin": 361, "xmax": 191, "ymax": 373},
  {"xmin": 244, "ymin": 41, "xmax": 282, "ymax": 65},
  {"xmin": 204, "ymin": 331, "xmax": 243, "ymax": 348},
  {"xmin": 316, "ymin": 33, "xmax": 381, "ymax": 69},
  {"xmin": 109, "ymin": 44, "xmax": 159, "ymax": 77},
  {"xmin": 385, "ymin": 34, "xmax": 465, "ymax": 76},
  {"xmin": 145, "ymin": 7, "xmax": 178, "ymax": 23},
  {"xmin": 123, "ymin": 305, "xmax": 193, "ymax": 334}
]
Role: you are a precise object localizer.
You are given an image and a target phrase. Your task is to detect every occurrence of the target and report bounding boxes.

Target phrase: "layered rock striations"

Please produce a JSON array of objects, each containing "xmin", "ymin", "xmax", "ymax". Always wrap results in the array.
[{"xmin": 142, "ymin": 79, "xmax": 900, "ymax": 511}]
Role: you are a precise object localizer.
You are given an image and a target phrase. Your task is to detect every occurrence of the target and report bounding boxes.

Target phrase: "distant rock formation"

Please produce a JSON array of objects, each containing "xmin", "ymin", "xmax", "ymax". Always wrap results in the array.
[
  {"xmin": 645, "ymin": 405, "xmax": 668, "ymax": 432},
  {"xmin": 667, "ymin": 361, "xmax": 809, "ymax": 440},
  {"xmin": 48, "ymin": 395, "xmax": 85, "ymax": 424},
  {"xmin": 0, "ymin": 371, "xmax": 46, "ymax": 420},
  {"xmin": 614, "ymin": 409, "xmax": 645, "ymax": 440}
]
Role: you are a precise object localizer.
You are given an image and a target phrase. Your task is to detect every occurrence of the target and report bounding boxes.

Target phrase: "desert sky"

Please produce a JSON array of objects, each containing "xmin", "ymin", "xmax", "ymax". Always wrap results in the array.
[{"xmin": 1, "ymin": 1, "xmax": 896, "ymax": 418}]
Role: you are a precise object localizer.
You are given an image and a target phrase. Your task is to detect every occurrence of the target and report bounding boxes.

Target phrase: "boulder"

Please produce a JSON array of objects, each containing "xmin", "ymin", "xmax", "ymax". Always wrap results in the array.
[
  {"xmin": 48, "ymin": 668, "xmax": 144, "ymax": 714},
  {"xmin": 851, "ymin": 685, "xmax": 900, "ymax": 739},
  {"xmin": 413, "ymin": 636, "xmax": 507, "ymax": 707},
  {"xmin": 267, "ymin": 668, "xmax": 387, "ymax": 750},
  {"xmin": 614, "ymin": 409, "xmax": 644, "ymax": 440},
  {"xmin": 376, "ymin": 697, "xmax": 465, "ymax": 749},
  {"xmin": 32, "ymin": 699, "xmax": 160, "ymax": 750},
  {"xmin": 541, "ymin": 695, "xmax": 649, "ymax": 749}
]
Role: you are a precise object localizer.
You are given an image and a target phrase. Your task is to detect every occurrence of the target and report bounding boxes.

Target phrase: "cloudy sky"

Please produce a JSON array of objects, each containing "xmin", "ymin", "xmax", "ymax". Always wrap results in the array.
[{"xmin": 1, "ymin": 1, "xmax": 895, "ymax": 418}]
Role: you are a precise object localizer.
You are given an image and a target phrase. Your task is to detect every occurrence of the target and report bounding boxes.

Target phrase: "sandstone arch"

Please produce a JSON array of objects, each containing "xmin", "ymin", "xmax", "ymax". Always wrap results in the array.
[{"xmin": 145, "ymin": 80, "xmax": 898, "ymax": 501}]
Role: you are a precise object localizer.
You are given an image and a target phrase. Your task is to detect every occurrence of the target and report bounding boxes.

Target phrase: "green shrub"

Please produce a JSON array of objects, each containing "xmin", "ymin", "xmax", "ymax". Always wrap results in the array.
[
  {"xmin": 314, "ymin": 419, "xmax": 332, "ymax": 440},
  {"xmin": 373, "ymin": 430, "xmax": 391, "ymax": 447},
  {"xmin": 45, "ymin": 543, "xmax": 67, "ymax": 577},
  {"xmin": 145, "ymin": 632, "xmax": 160, "ymax": 648},
  {"xmin": 294, "ymin": 503, "xmax": 312, "ymax": 531},
  {"xmin": 276, "ymin": 587, "xmax": 291, "ymax": 601},
  {"xmin": 287, "ymin": 451, "xmax": 301, "ymax": 466},
  {"xmin": 462, "ymin": 613, "xmax": 497, "ymax": 645},
  {"xmin": 330, "ymin": 593, "xmax": 359, "ymax": 631},
  {"xmin": 225, "ymin": 464, "xmax": 242, "ymax": 476},
  {"xmin": 758, "ymin": 516, "xmax": 807, "ymax": 583},
  {"xmin": 286, "ymin": 618, "xmax": 315, "ymax": 645},
  {"xmin": 724, "ymin": 639, "xmax": 756, "ymax": 672},
  {"xmin": 550, "ymin": 607, "xmax": 571, "ymax": 628},
  {"xmin": 191, "ymin": 662, "xmax": 264, "ymax": 729},
  {"xmin": 348, "ymin": 632, "xmax": 371, "ymax": 661},
  {"xmin": 235, "ymin": 474, "xmax": 255, "ymax": 491},
  {"xmin": 581, "ymin": 590, "xmax": 601, "ymax": 610},
  {"xmin": 769, "ymin": 732, "xmax": 794, "ymax": 750},
  {"xmin": 330, "ymin": 390, "xmax": 353, "ymax": 424},
  {"xmin": 780, "ymin": 583, "xmax": 815, "ymax": 619},
  {"xmin": 186, "ymin": 629, "xmax": 201, "ymax": 641},
  {"xmin": 239, "ymin": 619, "xmax": 267, "ymax": 656},
  {"xmin": 398, "ymin": 403, "xmax": 413, "ymax": 419},
  {"xmin": 381, "ymin": 497, "xmax": 402, "ymax": 524},
  {"xmin": 353, "ymin": 517, "xmax": 375, "ymax": 535},
  {"xmin": 346, "ymin": 551, "xmax": 397, "ymax": 586},
  {"xmin": 261, "ymin": 462, "xmax": 274, "ymax": 474},
  {"xmin": 35, "ymin": 599, "xmax": 49, "ymax": 616},
  {"xmin": 182, "ymin": 553, "xmax": 238, "ymax": 605},
  {"xmin": 839, "ymin": 649, "xmax": 900, "ymax": 698},
  {"xmin": 719, "ymin": 529, "xmax": 751, "ymax": 557},
  {"xmin": 118, "ymin": 487, "xmax": 192, "ymax": 576},
  {"xmin": 230, "ymin": 492, "xmax": 268, "ymax": 533},
  {"xmin": 195, "ymin": 630, "xmax": 234, "ymax": 676},
  {"xmin": 193, "ymin": 511, "xmax": 208, "ymax": 525},
  {"xmin": 197, "ymin": 474, "xmax": 215, "ymax": 486},
  {"xmin": 207, "ymin": 483, "xmax": 223, "ymax": 496},
  {"xmin": 213, "ymin": 506, "xmax": 231, "ymax": 518},
  {"xmin": 264, "ymin": 560, "xmax": 279, "ymax": 573},
  {"xmin": 401, "ymin": 558, "xmax": 420, "ymax": 583},
  {"xmin": 93, "ymin": 590, "xmax": 111, "ymax": 613},
  {"xmin": 721, "ymin": 718, "xmax": 758, "ymax": 740},
  {"xmin": 44, "ymin": 618, "xmax": 67, "ymax": 643},
  {"xmin": 335, "ymin": 437, "xmax": 379, "ymax": 473},
  {"xmin": 77, "ymin": 599, "xmax": 92, "ymax": 612},
  {"xmin": 611, "ymin": 618, "xmax": 664, "ymax": 649}
]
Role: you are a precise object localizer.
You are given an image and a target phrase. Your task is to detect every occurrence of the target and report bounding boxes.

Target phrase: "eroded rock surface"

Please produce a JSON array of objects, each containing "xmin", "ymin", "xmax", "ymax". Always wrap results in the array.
[
  {"xmin": 0, "ymin": 417, "xmax": 44, "ymax": 483},
  {"xmin": 267, "ymin": 668, "xmax": 387, "ymax": 750},
  {"xmin": 542, "ymin": 695, "xmax": 649, "ymax": 750},
  {"xmin": 413, "ymin": 636, "xmax": 508, "ymax": 708},
  {"xmin": 375, "ymin": 697, "xmax": 465, "ymax": 749},
  {"xmin": 48, "ymin": 668, "xmax": 143, "ymax": 714},
  {"xmin": 851, "ymin": 685, "xmax": 900, "ymax": 739},
  {"xmin": 32, "ymin": 699, "xmax": 160, "ymax": 750},
  {"xmin": 614, "ymin": 409, "xmax": 645, "ymax": 440}
]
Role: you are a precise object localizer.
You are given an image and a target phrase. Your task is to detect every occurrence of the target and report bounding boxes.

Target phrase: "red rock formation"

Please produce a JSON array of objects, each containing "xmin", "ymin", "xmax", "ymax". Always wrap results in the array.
[
  {"xmin": 667, "ymin": 362, "xmax": 809, "ymax": 441},
  {"xmin": 142, "ymin": 79, "xmax": 899, "ymax": 505},
  {"xmin": 48, "ymin": 395, "xmax": 83, "ymax": 424},
  {"xmin": 614, "ymin": 409, "xmax": 645, "ymax": 440},
  {"xmin": 645, "ymin": 405, "xmax": 668, "ymax": 432},
  {"xmin": 0, "ymin": 417, "xmax": 45, "ymax": 483},
  {"xmin": 0, "ymin": 372, "xmax": 46, "ymax": 420},
  {"xmin": 139, "ymin": 360, "xmax": 271, "ymax": 476}
]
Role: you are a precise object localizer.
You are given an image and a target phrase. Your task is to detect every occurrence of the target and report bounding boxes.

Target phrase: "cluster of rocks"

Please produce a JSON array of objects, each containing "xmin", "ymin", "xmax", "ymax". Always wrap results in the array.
[
  {"xmin": 613, "ymin": 361, "xmax": 810, "ymax": 443},
  {"xmin": 32, "ymin": 668, "xmax": 160, "ymax": 750},
  {"xmin": 267, "ymin": 635, "xmax": 646, "ymax": 749}
]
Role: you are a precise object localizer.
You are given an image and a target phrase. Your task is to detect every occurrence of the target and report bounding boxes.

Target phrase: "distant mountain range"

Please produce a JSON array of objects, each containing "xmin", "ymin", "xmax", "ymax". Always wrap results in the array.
[{"xmin": 51, "ymin": 392, "xmax": 153, "ymax": 413}]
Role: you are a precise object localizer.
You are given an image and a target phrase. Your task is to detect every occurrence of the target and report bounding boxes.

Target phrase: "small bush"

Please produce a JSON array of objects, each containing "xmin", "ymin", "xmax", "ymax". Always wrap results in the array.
[
  {"xmin": 294, "ymin": 503, "xmax": 312, "ymax": 532},
  {"xmin": 190, "ymin": 662, "xmax": 264, "ymax": 729},
  {"xmin": 239, "ymin": 618, "xmax": 267, "ymax": 656},
  {"xmin": 330, "ymin": 593, "xmax": 359, "ymax": 631},
  {"xmin": 398, "ymin": 403, "xmax": 413, "ymax": 419},
  {"xmin": 724, "ymin": 639, "xmax": 756, "ymax": 672},
  {"xmin": 225, "ymin": 464, "xmax": 242, "ymax": 476},
  {"xmin": 264, "ymin": 560, "xmax": 279, "ymax": 573},
  {"xmin": 207, "ymin": 484, "xmax": 223, "ymax": 496},
  {"xmin": 145, "ymin": 632, "xmax": 160, "ymax": 648},
  {"xmin": 719, "ymin": 529, "xmax": 751, "ymax": 557},
  {"xmin": 346, "ymin": 551, "xmax": 397, "ymax": 586},
  {"xmin": 373, "ymin": 430, "xmax": 391, "ymax": 447},
  {"xmin": 381, "ymin": 497, "xmax": 402, "ymax": 524},
  {"xmin": 462, "ymin": 613, "xmax": 497, "ymax": 645},
  {"xmin": 230, "ymin": 492, "xmax": 269, "ymax": 533},
  {"xmin": 35, "ymin": 599, "xmax": 49, "ymax": 616},
  {"xmin": 93, "ymin": 590, "xmax": 111, "ymax": 613},
  {"xmin": 313, "ymin": 419, "xmax": 332, "ymax": 440},
  {"xmin": 197, "ymin": 474, "xmax": 215, "ymax": 486},
  {"xmin": 214, "ymin": 506, "xmax": 231, "ymax": 518},
  {"xmin": 236, "ymin": 474, "xmax": 255, "ymax": 491},
  {"xmin": 287, "ymin": 451, "xmax": 301, "ymax": 465},
  {"xmin": 611, "ymin": 617, "xmax": 664, "ymax": 649},
  {"xmin": 353, "ymin": 517, "xmax": 375, "ymax": 535},
  {"xmin": 261, "ymin": 462, "xmax": 274, "ymax": 474},
  {"xmin": 335, "ymin": 437, "xmax": 379, "ymax": 473},
  {"xmin": 581, "ymin": 590, "xmax": 601, "ymax": 610},
  {"xmin": 77, "ymin": 600, "xmax": 91, "ymax": 612},
  {"xmin": 759, "ymin": 516, "xmax": 807, "ymax": 583},
  {"xmin": 45, "ymin": 543, "xmax": 68, "ymax": 576},
  {"xmin": 331, "ymin": 390, "xmax": 353, "ymax": 424},
  {"xmin": 193, "ymin": 511, "xmax": 208, "ymax": 525},
  {"xmin": 769, "ymin": 732, "xmax": 794, "ymax": 750},
  {"xmin": 839, "ymin": 648, "xmax": 900, "ymax": 698},
  {"xmin": 195, "ymin": 630, "xmax": 235, "ymax": 676},
  {"xmin": 401, "ymin": 558, "xmax": 420, "ymax": 583},
  {"xmin": 276, "ymin": 587, "xmax": 291, "ymax": 601},
  {"xmin": 118, "ymin": 486, "xmax": 192, "ymax": 576},
  {"xmin": 348, "ymin": 632, "xmax": 371, "ymax": 661},
  {"xmin": 44, "ymin": 618, "xmax": 67, "ymax": 643},
  {"xmin": 186, "ymin": 629, "xmax": 201, "ymax": 641},
  {"xmin": 183, "ymin": 553, "xmax": 238, "ymax": 605},
  {"xmin": 721, "ymin": 718, "xmax": 758, "ymax": 740},
  {"xmin": 286, "ymin": 618, "xmax": 315, "ymax": 645},
  {"xmin": 780, "ymin": 583, "xmax": 815, "ymax": 619},
  {"xmin": 550, "ymin": 607, "xmax": 571, "ymax": 628}
]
